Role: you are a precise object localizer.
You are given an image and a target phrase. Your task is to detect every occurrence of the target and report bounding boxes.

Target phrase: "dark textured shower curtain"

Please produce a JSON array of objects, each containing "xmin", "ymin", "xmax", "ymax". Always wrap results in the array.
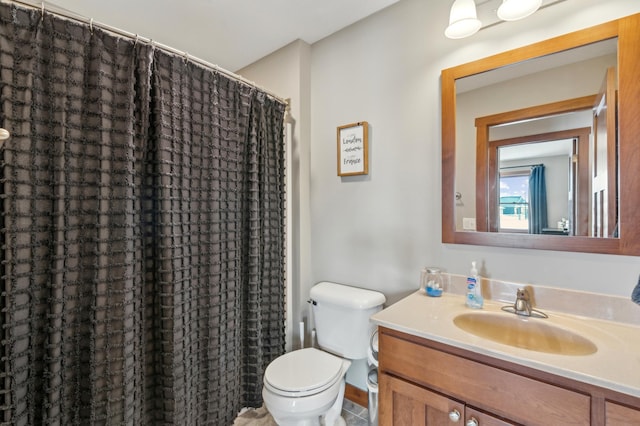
[{"xmin": 0, "ymin": 4, "xmax": 286, "ymax": 425}]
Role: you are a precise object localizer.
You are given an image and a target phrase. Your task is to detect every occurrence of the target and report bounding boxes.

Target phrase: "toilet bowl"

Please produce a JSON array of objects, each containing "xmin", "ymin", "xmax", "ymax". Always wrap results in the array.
[
  {"xmin": 262, "ymin": 348, "xmax": 351, "ymax": 426},
  {"xmin": 262, "ymin": 282, "xmax": 386, "ymax": 426}
]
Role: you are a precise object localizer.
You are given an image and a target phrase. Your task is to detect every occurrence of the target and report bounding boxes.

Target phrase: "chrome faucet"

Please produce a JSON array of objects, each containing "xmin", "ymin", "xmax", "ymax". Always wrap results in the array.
[
  {"xmin": 514, "ymin": 288, "xmax": 532, "ymax": 316},
  {"xmin": 502, "ymin": 288, "xmax": 548, "ymax": 318}
]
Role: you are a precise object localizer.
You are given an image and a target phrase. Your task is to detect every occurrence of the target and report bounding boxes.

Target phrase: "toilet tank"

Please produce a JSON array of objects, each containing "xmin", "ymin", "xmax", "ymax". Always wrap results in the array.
[{"xmin": 310, "ymin": 281, "xmax": 386, "ymax": 359}]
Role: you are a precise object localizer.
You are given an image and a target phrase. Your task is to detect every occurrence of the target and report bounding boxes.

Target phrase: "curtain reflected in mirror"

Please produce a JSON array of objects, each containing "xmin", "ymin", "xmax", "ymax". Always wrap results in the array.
[{"xmin": 529, "ymin": 165, "xmax": 548, "ymax": 234}]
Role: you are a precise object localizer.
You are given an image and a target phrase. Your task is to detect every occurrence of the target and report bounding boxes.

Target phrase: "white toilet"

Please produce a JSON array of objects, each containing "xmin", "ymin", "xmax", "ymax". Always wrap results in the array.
[{"xmin": 262, "ymin": 281, "xmax": 386, "ymax": 426}]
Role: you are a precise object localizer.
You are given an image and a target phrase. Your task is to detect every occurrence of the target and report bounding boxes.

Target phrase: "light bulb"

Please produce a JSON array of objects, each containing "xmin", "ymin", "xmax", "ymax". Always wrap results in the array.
[
  {"xmin": 497, "ymin": 0, "xmax": 542, "ymax": 21},
  {"xmin": 445, "ymin": 0, "xmax": 482, "ymax": 39}
]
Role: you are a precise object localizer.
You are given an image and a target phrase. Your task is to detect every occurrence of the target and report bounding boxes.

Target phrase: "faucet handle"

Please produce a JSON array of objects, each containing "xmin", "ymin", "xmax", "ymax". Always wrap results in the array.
[
  {"xmin": 514, "ymin": 288, "xmax": 531, "ymax": 315},
  {"xmin": 501, "ymin": 288, "xmax": 548, "ymax": 318},
  {"xmin": 516, "ymin": 288, "xmax": 530, "ymax": 301}
]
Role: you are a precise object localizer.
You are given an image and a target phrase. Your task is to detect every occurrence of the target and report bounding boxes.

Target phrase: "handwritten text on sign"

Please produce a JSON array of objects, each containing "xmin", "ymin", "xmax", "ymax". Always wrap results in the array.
[{"xmin": 338, "ymin": 123, "xmax": 366, "ymax": 175}]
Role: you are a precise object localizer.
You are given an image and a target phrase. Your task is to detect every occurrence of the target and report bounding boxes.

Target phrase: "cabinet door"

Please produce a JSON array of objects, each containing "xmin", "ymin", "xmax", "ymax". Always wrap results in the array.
[
  {"xmin": 466, "ymin": 406, "xmax": 516, "ymax": 426},
  {"xmin": 605, "ymin": 401, "xmax": 640, "ymax": 426},
  {"xmin": 379, "ymin": 373, "xmax": 465, "ymax": 425}
]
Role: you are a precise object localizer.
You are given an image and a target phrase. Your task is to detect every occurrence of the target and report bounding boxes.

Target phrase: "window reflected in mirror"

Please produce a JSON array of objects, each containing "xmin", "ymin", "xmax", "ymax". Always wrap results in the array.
[{"xmin": 498, "ymin": 168, "xmax": 530, "ymax": 233}]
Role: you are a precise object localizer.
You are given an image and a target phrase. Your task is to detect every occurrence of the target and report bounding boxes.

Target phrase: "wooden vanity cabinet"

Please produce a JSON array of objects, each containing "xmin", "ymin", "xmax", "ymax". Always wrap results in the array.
[
  {"xmin": 605, "ymin": 401, "xmax": 640, "ymax": 425},
  {"xmin": 378, "ymin": 327, "xmax": 640, "ymax": 426},
  {"xmin": 381, "ymin": 373, "xmax": 514, "ymax": 425}
]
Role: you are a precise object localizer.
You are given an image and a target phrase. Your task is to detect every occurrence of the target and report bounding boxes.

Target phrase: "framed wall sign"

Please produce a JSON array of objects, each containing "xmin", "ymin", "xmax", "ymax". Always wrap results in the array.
[{"xmin": 337, "ymin": 121, "xmax": 368, "ymax": 176}]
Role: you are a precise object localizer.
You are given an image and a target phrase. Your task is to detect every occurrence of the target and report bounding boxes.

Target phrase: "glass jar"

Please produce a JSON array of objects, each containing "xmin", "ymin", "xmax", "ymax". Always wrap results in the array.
[{"xmin": 423, "ymin": 267, "xmax": 443, "ymax": 297}]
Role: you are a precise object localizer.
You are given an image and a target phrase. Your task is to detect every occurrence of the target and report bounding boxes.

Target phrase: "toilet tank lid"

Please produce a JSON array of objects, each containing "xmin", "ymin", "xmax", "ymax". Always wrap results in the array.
[{"xmin": 310, "ymin": 282, "xmax": 386, "ymax": 309}]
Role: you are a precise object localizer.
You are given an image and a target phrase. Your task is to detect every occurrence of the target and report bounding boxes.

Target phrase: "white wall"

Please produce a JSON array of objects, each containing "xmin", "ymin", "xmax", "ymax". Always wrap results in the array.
[{"xmin": 308, "ymin": 0, "xmax": 640, "ymax": 305}]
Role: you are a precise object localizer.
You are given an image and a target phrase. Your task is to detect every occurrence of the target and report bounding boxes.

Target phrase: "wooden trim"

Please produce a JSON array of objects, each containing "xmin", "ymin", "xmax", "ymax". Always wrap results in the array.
[
  {"xmin": 441, "ymin": 69, "xmax": 456, "ymax": 243},
  {"xmin": 617, "ymin": 12, "xmax": 640, "ymax": 254},
  {"xmin": 603, "ymin": 67, "xmax": 617, "ymax": 237},
  {"xmin": 474, "ymin": 95, "xmax": 597, "ymax": 129},
  {"xmin": 345, "ymin": 383, "xmax": 368, "ymax": 408},
  {"xmin": 445, "ymin": 20, "xmax": 618, "ymax": 81},
  {"xmin": 475, "ymin": 122, "xmax": 489, "ymax": 232}
]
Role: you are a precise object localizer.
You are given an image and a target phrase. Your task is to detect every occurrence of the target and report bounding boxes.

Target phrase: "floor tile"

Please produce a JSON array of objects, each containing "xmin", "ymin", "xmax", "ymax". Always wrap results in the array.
[{"xmin": 234, "ymin": 399, "xmax": 370, "ymax": 425}]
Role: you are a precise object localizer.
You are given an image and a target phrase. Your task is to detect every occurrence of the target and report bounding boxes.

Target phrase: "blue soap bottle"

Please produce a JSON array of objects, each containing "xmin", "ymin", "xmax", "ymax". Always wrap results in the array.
[{"xmin": 466, "ymin": 261, "xmax": 483, "ymax": 309}]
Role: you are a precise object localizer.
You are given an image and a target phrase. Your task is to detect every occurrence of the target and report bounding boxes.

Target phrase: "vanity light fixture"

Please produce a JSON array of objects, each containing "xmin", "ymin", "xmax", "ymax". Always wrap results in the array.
[
  {"xmin": 497, "ymin": 0, "xmax": 542, "ymax": 21},
  {"xmin": 445, "ymin": 0, "xmax": 482, "ymax": 39},
  {"xmin": 446, "ymin": 0, "xmax": 551, "ymax": 39}
]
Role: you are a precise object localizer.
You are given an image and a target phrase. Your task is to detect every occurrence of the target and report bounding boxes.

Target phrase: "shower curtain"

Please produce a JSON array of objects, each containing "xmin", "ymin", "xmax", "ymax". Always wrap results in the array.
[
  {"xmin": 528, "ymin": 165, "xmax": 548, "ymax": 234},
  {"xmin": 0, "ymin": 4, "xmax": 286, "ymax": 425}
]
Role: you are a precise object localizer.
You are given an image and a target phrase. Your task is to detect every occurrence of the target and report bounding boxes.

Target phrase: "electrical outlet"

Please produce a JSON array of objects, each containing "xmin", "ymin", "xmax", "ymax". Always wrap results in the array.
[{"xmin": 463, "ymin": 217, "xmax": 476, "ymax": 231}]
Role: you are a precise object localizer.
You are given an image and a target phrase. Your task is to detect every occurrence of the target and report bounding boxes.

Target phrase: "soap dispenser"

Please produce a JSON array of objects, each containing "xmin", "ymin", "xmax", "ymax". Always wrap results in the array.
[{"xmin": 466, "ymin": 261, "xmax": 483, "ymax": 309}]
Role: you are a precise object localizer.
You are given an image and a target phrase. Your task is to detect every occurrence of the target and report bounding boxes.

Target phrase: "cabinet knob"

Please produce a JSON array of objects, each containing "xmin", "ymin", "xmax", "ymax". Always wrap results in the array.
[
  {"xmin": 448, "ymin": 409, "xmax": 461, "ymax": 422},
  {"xmin": 466, "ymin": 417, "xmax": 479, "ymax": 426}
]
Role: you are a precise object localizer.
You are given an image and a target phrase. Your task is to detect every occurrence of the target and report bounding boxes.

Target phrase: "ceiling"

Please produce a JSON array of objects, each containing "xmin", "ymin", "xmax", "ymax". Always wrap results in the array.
[{"xmin": 36, "ymin": 0, "xmax": 400, "ymax": 72}]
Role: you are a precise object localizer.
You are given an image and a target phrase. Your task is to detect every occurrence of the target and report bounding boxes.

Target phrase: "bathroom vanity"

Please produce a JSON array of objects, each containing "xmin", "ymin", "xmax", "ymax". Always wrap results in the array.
[{"xmin": 371, "ymin": 289, "xmax": 640, "ymax": 426}]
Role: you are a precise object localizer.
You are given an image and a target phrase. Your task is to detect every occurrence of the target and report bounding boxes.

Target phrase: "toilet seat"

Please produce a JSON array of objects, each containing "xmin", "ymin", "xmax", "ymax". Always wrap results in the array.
[{"xmin": 264, "ymin": 348, "xmax": 346, "ymax": 397}]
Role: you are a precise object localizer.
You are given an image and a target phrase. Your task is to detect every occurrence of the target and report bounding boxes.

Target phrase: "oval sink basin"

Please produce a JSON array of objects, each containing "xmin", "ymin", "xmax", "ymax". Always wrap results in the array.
[{"xmin": 453, "ymin": 312, "xmax": 597, "ymax": 356}]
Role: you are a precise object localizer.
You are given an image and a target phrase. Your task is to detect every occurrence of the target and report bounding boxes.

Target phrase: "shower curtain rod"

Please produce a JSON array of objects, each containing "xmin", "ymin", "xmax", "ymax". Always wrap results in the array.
[
  {"xmin": 500, "ymin": 163, "xmax": 544, "ymax": 170},
  {"xmin": 1, "ymin": 0, "xmax": 288, "ymax": 105}
]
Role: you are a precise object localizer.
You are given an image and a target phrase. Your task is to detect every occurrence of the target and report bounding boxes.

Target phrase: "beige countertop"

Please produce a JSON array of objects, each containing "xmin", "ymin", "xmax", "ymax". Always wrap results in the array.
[{"xmin": 371, "ymin": 290, "xmax": 640, "ymax": 398}]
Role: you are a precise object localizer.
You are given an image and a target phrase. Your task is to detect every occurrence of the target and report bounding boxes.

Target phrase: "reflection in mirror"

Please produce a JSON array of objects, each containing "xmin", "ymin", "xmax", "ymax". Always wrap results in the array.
[
  {"xmin": 480, "ymin": 102, "xmax": 599, "ymax": 238},
  {"xmin": 454, "ymin": 39, "xmax": 617, "ymax": 236},
  {"xmin": 441, "ymin": 14, "xmax": 640, "ymax": 255},
  {"xmin": 496, "ymin": 138, "xmax": 574, "ymax": 235}
]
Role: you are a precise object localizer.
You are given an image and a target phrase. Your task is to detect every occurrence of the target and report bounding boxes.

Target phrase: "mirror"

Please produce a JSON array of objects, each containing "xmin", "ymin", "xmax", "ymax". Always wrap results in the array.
[
  {"xmin": 442, "ymin": 14, "xmax": 640, "ymax": 255},
  {"xmin": 459, "ymin": 41, "xmax": 616, "ymax": 237}
]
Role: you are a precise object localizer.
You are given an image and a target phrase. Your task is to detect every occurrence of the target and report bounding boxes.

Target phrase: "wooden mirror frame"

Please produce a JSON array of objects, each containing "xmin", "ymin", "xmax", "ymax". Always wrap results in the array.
[{"xmin": 441, "ymin": 14, "xmax": 640, "ymax": 256}]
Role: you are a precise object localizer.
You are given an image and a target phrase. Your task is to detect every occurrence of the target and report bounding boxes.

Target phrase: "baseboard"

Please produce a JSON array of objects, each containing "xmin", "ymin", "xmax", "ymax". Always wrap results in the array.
[{"xmin": 345, "ymin": 383, "xmax": 368, "ymax": 408}]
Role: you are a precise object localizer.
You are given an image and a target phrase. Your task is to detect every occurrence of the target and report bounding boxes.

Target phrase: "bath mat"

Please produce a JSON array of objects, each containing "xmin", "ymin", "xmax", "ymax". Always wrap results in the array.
[{"xmin": 233, "ymin": 406, "xmax": 277, "ymax": 426}]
